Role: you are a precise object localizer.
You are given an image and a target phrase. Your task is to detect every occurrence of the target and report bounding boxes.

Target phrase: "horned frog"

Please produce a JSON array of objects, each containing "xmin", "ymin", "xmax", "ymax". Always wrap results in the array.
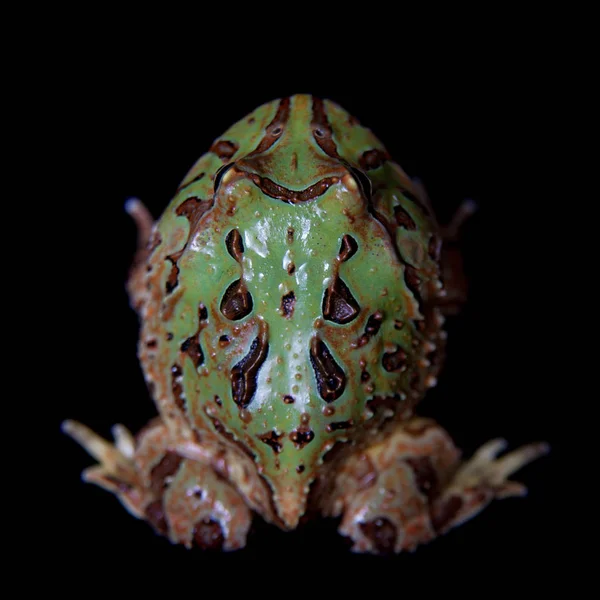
[{"xmin": 63, "ymin": 94, "xmax": 548, "ymax": 553}]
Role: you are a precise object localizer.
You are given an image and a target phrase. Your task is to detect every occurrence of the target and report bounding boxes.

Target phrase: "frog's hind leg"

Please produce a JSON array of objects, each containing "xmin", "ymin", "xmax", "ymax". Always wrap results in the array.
[
  {"xmin": 325, "ymin": 418, "xmax": 548, "ymax": 554},
  {"xmin": 62, "ymin": 419, "xmax": 253, "ymax": 551},
  {"xmin": 124, "ymin": 198, "xmax": 155, "ymax": 314}
]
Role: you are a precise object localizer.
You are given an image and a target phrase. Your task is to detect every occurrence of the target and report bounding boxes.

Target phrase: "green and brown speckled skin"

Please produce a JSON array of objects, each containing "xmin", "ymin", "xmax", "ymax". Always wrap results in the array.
[{"xmin": 63, "ymin": 94, "xmax": 548, "ymax": 553}]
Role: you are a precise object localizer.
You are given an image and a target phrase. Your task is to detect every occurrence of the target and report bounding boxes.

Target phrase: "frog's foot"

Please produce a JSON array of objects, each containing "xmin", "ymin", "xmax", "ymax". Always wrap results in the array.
[
  {"xmin": 62, "ymin": 420, "xmax": 146, "ymax": 517},
  {"xmin": 63, "ymin": 418, "xmax": 252, "ymax": 551},
  {"xmin": 327, "ymin": 418, "xmax": 548, "ymax": 554},
  {"xmin": 124, "ymin": 198, "xmax": 155, "ymax": 314},
  {"xmin": 430, "ymin": 437, "xmax": 550, "ymax": 535}
]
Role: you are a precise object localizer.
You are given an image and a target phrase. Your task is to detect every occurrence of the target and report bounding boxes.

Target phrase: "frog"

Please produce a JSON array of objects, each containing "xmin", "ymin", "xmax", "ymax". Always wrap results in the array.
[{"xmin": 62, "ymin": 94, "xmax": 548, "ymax": 553}]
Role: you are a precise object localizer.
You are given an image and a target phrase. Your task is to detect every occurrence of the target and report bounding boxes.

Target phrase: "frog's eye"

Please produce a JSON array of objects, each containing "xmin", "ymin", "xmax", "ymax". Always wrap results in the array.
[
  {"xmin": 348, "ymin": 165, "xmax": 373, "ymax": 202},
  {"xmin": 213, "ymin": 163, "xmax": 236, "ymax": 192}
]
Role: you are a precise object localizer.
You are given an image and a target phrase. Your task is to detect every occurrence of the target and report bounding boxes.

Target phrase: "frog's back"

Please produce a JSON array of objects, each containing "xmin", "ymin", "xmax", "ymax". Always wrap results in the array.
[{"xmin": 140, "ymin": 94, "xmax": 446, "ymax": 529}]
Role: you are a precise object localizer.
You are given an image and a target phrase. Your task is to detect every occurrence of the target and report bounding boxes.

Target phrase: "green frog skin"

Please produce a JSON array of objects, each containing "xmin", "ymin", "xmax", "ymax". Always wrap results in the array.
[{"xmin": 63, "ymin": 94, "xmax": 548, "ymax": 553}]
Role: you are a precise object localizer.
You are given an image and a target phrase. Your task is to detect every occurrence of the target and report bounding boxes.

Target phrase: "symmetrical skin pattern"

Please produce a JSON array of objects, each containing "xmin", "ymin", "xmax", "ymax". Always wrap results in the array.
[{"xmin": 63, "ymin": 95, "xmax": 549, "ymax": 553}]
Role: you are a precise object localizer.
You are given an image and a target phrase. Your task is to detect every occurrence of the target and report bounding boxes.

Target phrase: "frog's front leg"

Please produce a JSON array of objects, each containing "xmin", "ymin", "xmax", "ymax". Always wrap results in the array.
[
  {"xmin": 62, "ymin": 419, "xmax": 252, "ymax": 550},
  {"xmin": 124, "ymin": 198, "xmax": 155, "ymax": 315},
  {"xmin": 326, "ymin": 418, "xmax": 548, "ymax": 554}
]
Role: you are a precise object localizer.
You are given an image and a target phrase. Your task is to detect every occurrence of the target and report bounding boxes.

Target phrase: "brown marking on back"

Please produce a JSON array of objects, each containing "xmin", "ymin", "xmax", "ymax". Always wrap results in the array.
[
  {"xmin": 289, "ymin": 429, "xmax": 315, "ymax": 449},
  {"xmin": 239, "ymin": 408, "xmax": 252, "ymax": 424},
  {"xmin": 210, "ymin": 140, "xmax": 239, "ymax": 161},
  {"xmin": 231, "ymin": 320, "xmax": 269, "ymax": 409},
  {"xmin": 164, "ymin": 198, "xmax": 211, "ymax": 294},
  {"xmin": 180, "ymin": 303, "xmax": 209, "ymax": 368},
  {"xmin": 165, "ymin": 258, "xmax": 180, "ymax": 293},
  {"xmin": 365, "ymin": 311, "xmax": 383, "ymax": 335},
  {"xmin": 309, "ymin": 337, "xmax": 346, "ymax": 402},
  {"xmin": 322, "ymin": 277, "xmax": 360, "ymax": 324},
  {"xmin": 338, "ymin": 234, "xmax": 358, "ymax": 262},
  {"xmin": 281, "ymin": 291, "xmax": 296, "ymax": 318},
  {"xmin": 221, "ymin": 229, "xmax": 253, "ymax": 320},
  {"xmin": 221, "ymin": 279, "xmax": 253, "ymax": 321},
  {"xmin": 322, "ymin": 233, "xmax": 361, "ymax": 325},
  {"xmin": 176, "ymin": 196, "xmax": 210, "ymax": 230},
  {"xmin": 247, "ymin": 173, "xmax": 339, "ymax": 204},
  {"xmin": 198, "ymin": 303, "xmax": 208, "ymax": 321},
  {"xmin": 366, "ymin": 201, "xmax": 426, "ymax": 318},
  {"xmin": 259, "ymin": 430, "xmax": 284, "ymax": 454},
  {"xmin": 225, "ymin": 228, "xmax": 244, "ymax": 262},
  {"xmin": 354, "ymin": 311, "xmax": 384, "ymax": 348},
  {"xmin": 326, "ymin": 419, "xmax": 354, "ymax": 433}
]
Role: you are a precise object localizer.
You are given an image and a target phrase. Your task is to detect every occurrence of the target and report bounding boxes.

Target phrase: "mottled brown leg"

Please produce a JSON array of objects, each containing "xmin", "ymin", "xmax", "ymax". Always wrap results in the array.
[
  {"xmin": 62, "ymin": 419, "xmax": 253, "ymax": 551},
  {"xmin": 326, "ymin": 417, "xmax": 548, "ymax": 554},
  {"xmin": 124, "ymin": 198, "xmax": 155, "ymax": 314}
]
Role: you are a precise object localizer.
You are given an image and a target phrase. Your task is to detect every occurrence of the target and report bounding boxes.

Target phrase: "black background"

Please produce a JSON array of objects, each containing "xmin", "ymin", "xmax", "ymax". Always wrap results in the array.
[{"xmin": 48, "ymin": 57, "xmax": 563, "ymax": 585}]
